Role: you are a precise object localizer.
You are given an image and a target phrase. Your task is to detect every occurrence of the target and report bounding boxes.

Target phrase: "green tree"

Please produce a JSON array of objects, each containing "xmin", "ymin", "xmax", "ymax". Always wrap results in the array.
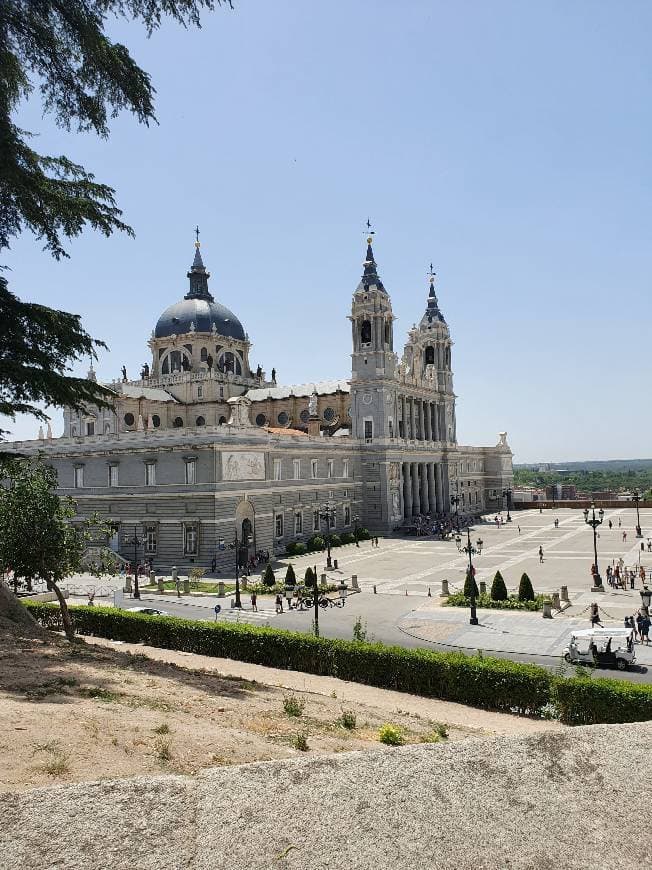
[
  {"xmin": 262, "ymin": 563, "xmax": 276, "ymax": 588},
  {"xmin": 0, "ymin": 1, "xmax": 232, "ymax": 432},
  {"xmin": 0, "ymin": 458, "xmax": 116, "ymax": 639},
  {"xmin": 304, "ymin": 567, "xmax": 315, "ymax": 587},
  {"xmin": 463, "ymin": 570, "xmax": 478, "ymax": 599},
  {"xmin": 491, "ymin": 570, "xmax": 508, "ymax": 601},
  {"xmin": 285, "ymin": 564, "xmax": 296, "ymax": 585},
  {"xmin": 518, "ymin": 572, "xmax": 535, "ymax": 602}
]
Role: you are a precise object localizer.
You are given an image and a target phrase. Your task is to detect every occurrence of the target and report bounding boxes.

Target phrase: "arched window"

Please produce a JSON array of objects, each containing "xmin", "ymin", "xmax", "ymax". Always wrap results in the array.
[
  {"xmin": 255, "ymin": 413, "xmax": 266, "ymax": 426},
  {"xmin": 425, "ymin": 346, "xmax": 435, "ymax": 365},
  {"xmin": 196, "ymin": 416, "xmax": 206, "ymax": 427},
  {"xmin": 384, "ymin": 322, "xmax": 391, "ymax": 345},
  {"xmin": 218, "ymin": 351, "xmax": 242, "ymax": 376},
  {"xmin": 173, "ymin": 417, "xmax": 184, "ymax": 428},
  {"xmin": 200, "ymin": 347, "xmax": 208, "ymax": 362},
  {"xmin": 323, "ymin": 407, "xmax": 335, "ymax": 422},
  {"xmin": 218, "ymin": 415, "xmax": 227, "ymax": 425},
  {"xmin": 161, "ymin": 349, "xmax": 191, "ymax": 375},
  {"xmin": 360, "ymin": 320, "xmax": 372, "ymax": 344},
  {"xmin": 152, "ymin": 415, "xmax": 161, "ymax": 428}
]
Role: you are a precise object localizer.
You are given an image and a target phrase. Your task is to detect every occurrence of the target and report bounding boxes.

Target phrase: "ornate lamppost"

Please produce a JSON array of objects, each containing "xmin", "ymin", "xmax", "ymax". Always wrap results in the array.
[
  {"xmin": 632, "ymin": 490, "xmax": 643, "ymax": 538},
  {"xmin": 502, "ymin": 488, "xmax": 512, "ymax": 522},
  {"xmin": 583, "ymin": 504, "xmax": 604, "ymax": 589},
  {"xmin": 450, "ymin": 492, "xmax": 461, "ymax": 533},
  {"xmin": 319, "ymin": 501, "xmax": 337, "ymax": 568},
  {"xmin": 353, "ymin": 514, "xmax": 361, "ymax": 548},
  {"xmin": 460, "ymin": 527, "xmax": 482, "ymax": 625},
  {"xmin": 125, "ymin": 527, "xmax": 142, "ymax": 599},
  {"xmin": 219, "ymin": 530, "xmax": 254, "ymax": 608}
]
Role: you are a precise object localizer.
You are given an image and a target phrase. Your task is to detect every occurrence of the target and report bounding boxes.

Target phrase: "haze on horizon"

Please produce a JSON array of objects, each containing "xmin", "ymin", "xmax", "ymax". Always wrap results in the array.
[{"xmin": 3, "ymin": 0, "xmax": 650, "ymax": 465}]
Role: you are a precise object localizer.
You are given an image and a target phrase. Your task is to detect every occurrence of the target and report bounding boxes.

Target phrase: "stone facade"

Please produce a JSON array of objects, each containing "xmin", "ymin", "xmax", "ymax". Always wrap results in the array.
[{"xmin": 5, "ymin": 235, "xmax": 513, "ymax": 568}]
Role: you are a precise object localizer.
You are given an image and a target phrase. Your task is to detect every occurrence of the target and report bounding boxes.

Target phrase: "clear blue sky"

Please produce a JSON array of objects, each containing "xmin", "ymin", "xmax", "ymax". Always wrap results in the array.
[{"xmin": 5, "ymin": 0, "xmax": 652, "ymax": 462}]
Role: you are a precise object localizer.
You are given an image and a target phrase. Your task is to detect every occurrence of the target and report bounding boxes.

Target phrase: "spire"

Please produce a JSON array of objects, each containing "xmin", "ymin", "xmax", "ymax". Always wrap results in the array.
[
  {"xmin": 420, "ymin": 265, "xmax": 446, "ymax": 327},
  {"xmin": 185, "ymin": 227, "xmax": 214, "ymax": 301},
  {"xmin": 359, "ymin": 220, "xmax": 386, "ymax": 292}
]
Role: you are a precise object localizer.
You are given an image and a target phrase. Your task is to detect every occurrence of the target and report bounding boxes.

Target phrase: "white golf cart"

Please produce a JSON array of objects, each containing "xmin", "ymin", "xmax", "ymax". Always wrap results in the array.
[{"xmin": 563, "ymin": 628, "xmax": 635, "ymax": 671}]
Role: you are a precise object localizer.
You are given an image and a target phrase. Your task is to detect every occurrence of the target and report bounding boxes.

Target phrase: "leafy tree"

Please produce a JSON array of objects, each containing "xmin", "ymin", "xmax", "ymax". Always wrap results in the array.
[
  {"xmin": 463, "ymin": 570, "xmax": 478, "ymax": 599},
  {"xmin": 518, "ymin": 572, "xmax": 535, "ymax": 602},
  {"xmin": 262, "ymin": 563, "xmax": 275, "ymax": 588},
  {"xmin": 285, "ymin": 564, "xmax": 296, "ymax": 585},
  {"xmin": 0, "ymin": 0, "xmax": 232, "ymax": 431},
  {"xmin": 0, "ymin": 458, "xmax": 117, "ymax": 639},
  {"xmin": 491, "ymin": 570, "xmax": 508, "ymax": 601}
]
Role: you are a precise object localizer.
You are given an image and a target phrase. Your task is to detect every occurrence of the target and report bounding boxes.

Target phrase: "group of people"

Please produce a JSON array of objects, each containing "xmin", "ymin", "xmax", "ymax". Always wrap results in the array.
[
  {"xmin": 625, "ymin": 612, "xmax": 651, "ymax": 644},
  {"xmin": 605, "ymin": 562, "xmax": 645, "ymax": 590}
]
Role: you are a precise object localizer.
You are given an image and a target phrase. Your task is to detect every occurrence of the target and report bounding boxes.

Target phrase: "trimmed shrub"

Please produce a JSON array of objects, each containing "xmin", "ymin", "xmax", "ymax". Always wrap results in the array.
[
  {"xmin": 552, "ymin": 677, "xmax": 652, "ymax": 725},
  {"xmin": 463, "ymin": 571, "xmax": 479, "ymax": 599},
  {"xmin": 491, "ymin": 571, "xmax": 508, "ymax": 602},
  {"xmin": 341, "ymin": 532, "xmax": 356, "ymax": 545},
  {"xmin": 26, "ymin": 603, "xmax": 552, "ymax": 717},
  {"xmin": 285, "ymin": 542, "xmax": 297, "ymax": 556},
  {"xmin": 518, "ymin": 573, "xmax": 535, "ymax": 602},
  {"xmin": 293, "ymin": 542, "xmax": 307, "ymax": 556},
  {"xmin": 329, "ymin": 534, "xmax": 341, "ymax": 548},
  {"xmin": 357, "ymin": 528, "xmax": 371, "ymax": 541},
  {"xmin": 307, "ymin": 535, "xmax": 324, "ymax": 552},
  {"xmin": 262, "ymin": 563, "xmax": 276, "ymax": 587},
  {"xmin": 444, "ymin": 592, "xmax": 544, "ymax": 612},
  {"xmin": 378, "ymin": 724, "xmax": 404, "ymax": 746},
  {"xmin": 304, "ymin": 567, "xmax": 315, "ymax": 587},
  {"xmin": 285, "ymin": 564, "xmax": 296, "ymax": 585}
]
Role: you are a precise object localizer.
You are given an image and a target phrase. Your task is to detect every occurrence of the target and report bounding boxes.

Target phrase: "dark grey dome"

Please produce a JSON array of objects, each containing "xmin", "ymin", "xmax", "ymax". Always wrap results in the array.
[{"xmin": 154, "ymin": 298, "xmax": 245, "ymax": 340}]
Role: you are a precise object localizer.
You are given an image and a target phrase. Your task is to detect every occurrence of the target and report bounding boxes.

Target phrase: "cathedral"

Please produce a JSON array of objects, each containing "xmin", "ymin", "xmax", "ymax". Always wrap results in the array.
[{"xmin": 9, "ymin": 233, "xmax": 513, "ymax": 569}]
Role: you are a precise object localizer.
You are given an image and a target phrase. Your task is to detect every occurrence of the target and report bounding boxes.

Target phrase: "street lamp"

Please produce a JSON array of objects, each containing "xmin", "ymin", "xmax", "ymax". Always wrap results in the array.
[
  {"xmin": 502, "ymin": 488, "xmax": 512, "ymax": 522},
  {"xmin": 450, "ymin": 492, "xmax": 461, "ymax": 533},
  {"xmin": 583, "ymin": 504, "xmax": 604, "ymax": 589},
  {"xmin": 220, "ymin": 530, "xmax": 254, "ymax": 609},
  {"xmin": 125, "ymin": 526, "xmax": 142, "ymax": 600},
  {"xmin": 632, "ymin": 490, "xmax": 643, "ymax": 538},
  {"xmin": 319, "ymin": 501, "xmax": 337, "ymax": 568},
  {"xmin": 460, "ymin": 526, "xmax": 481, "ymax": 626},
  {"xmin": 353, "ymin": 514, "xmax": 361, "ymax": 548}
]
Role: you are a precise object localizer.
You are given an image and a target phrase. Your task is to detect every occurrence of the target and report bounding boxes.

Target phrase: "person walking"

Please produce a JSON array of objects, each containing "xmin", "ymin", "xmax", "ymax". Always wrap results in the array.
[
  {"xmin": 539, "ymin": 546, "xmax": 544, "ymax": 564},
  {"xmin": 623, "ymin": 531, "xmax": 627, "ymax": 543},
  {"xmin": 275, "ymin": 593, "xmax": 283, "ymax": 614},
  {"xmin": 636, "ymin": 610, "xmax": 644, "ymax": 642},
  {"xmin": 211, "ymin": 556, "xmax": 217, "ymax": 573},
  {"xmin": 250, "ymin": 591, "xmax": 257, "ymax": 612},
  {"xmin": 590, "ymin": 602, "xmax": 602, "ymax": 627},
  {"xmin": 608, "ymin": 519, "xmax": 613, "ymax": 530},
  {"xmin": 641, "ymin": 613, "xmax": 651, "ymax": 645},
  {"xmin": 618, "ymin": 517, "xmax": 622, "ymax": 528}
]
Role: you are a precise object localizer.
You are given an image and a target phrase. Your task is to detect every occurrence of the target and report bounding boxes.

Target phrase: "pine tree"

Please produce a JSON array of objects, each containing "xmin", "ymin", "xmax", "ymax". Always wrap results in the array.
[
  {"xmin": 262, "ymin": 563, "xmax": 276, "ymax": 588},
  {"xmin": 491, "ymin": 570, "xmax": 508, "ymax": 601},
  {"xmin": 463, "ymin": 570, "xmax": 479, "ymax": 599},
  {"xmin": 518, "ymin": 572, "xmax": 535, "ymax": 601},
  {"xmin": 285, "ymin": 564, "xmax": 296, "ymax": 585}
]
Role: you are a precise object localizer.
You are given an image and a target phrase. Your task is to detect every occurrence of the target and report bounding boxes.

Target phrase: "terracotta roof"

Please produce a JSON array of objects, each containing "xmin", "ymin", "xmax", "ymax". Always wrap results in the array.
[{"xmin": 264, "ymin": 427, "xmax": 308, "ymax": 437}]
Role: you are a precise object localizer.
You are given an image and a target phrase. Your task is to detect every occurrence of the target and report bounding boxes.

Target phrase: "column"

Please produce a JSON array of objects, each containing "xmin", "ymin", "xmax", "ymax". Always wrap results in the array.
[
  {"xmin": 435, "ymin": 463, "xmax": 444, "ymax": 512},
  {"xmin": 427, "ymin": 463, "xmax": 437, "ymax": 513},
  {"xmin": 409, "ymin": 399, "xmax": 416, "ymax": 441},
  {"xmin": 420, "ymin": 462, "xmax": 429, "ymax": 515},
  {"xmin": 401, "ymin": 396, "xmax": 407, "ymax": 439},
  {"xmin": 423, "ymin": 402, "xmax": 431, "ymax": 442},
  {"xmin": 403, "ymin": 463, "xmax": 412, "ymax": 518},
  {"xmin": 441, "ymin": 463, "xmax": 450, "ymax": 512},
  {"xmin": 431, "ymin": 404, "xmax": 437, "ymax": 441},
  {"xmin": 418, "ymin": 401, "xmax": 425, "ymax": 441},
  {"xmin": 411, "ymin": 462, "xmax": 420, "ymax": 515}
]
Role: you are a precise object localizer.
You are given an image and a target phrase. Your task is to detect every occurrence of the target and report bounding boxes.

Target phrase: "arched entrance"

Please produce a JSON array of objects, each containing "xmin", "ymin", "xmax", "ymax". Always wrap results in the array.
[{"xmin": 235, "ymin": 500, "xmax": 256, "ymax": 568}]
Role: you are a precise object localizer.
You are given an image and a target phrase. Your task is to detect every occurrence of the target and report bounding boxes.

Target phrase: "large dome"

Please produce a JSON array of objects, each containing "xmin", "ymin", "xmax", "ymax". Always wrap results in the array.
[{"xmin": 154, "ymin": 298, "xmax": 246, "ymax": 340}]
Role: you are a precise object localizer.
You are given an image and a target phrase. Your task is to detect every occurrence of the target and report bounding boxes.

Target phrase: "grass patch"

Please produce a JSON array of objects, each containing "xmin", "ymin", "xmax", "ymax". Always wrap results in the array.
[
  {"xmin": 378, "ymin": 724, "xmax": 404, "ymax": 746},
  {"xmin": 153, "ymin": 722, "xmax": 171, "ymax": 735},
  {"xmin": 142, "ymin": 581, "xmax": 235, "ymax": 595},
  {"xmin": 293, "ymin": 731, "xmax": 309, "ymax": 752},
  {"xmin": 154, "ymin": 737, "xmax": 173, "ymax": 762},
  {"xmin": 283, "ymin": 694, "xmax": 305, "ymax": 717},
  {"xmin": 337, "ymin": 710, "xmax": 357, "ymax": 730},
  {"xmin": 80, "ymin": 686, "xmax": 120, "ymax": 702},
  {"xmin": 33, "ymin": 740, "xmax": 71, "ymax": 776}
]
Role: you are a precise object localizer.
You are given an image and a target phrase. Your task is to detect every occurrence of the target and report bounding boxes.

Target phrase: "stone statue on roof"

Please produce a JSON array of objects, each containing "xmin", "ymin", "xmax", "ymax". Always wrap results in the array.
[{"xmin": 308, "ymin": 388, "xmax": 318, "ymax": 417}]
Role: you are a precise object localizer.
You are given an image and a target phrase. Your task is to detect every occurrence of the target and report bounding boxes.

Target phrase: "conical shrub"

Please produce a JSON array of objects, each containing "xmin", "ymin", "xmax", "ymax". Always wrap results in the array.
[
  {"xmin": 285, "ymin": 564, "xmax": 296, "ymax": 585},
  {"xmin": 491, "ymin": 570, "xmax": 508, "ymax": 601},
  {"xmin": 518, "ymin": 572, "xmax": 535, "ymax": 601},
  {"xmin": 304, "ymin": 567, "xmax": 315, "ymax": 587},
  {"xmin": 463, "ymin": 570, "xmax": 479, "ymax": 599},
  {"xmin": 263, "ymin": 563, "xmax": 276, "ymax": 587}
]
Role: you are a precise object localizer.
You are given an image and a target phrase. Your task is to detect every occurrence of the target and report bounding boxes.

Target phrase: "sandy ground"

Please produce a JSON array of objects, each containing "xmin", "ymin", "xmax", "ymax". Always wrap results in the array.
[{"xmin": 0, "ymin": 628, "xmax": 562, "ymax": 794}]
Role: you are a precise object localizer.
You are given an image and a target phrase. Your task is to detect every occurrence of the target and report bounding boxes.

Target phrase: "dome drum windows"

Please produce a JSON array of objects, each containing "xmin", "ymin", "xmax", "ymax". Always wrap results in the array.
[
  {"xmin": 255, "ymin": 413, "xmax": 267, "ymax": 427},
  {"xmin": 124, "ymin": 412, "xmax": 135, "ymax": 427},
  {"xmin": 195, "ymin": 416, "xmax": 206, "ymax": 427},
  {"xmin": 425, "ymin": 346, "xmax": 435, "ymax": 365},
  {"xmin": 360, "ymin": 320, "xmax": 372, "ymax": 345},
  {"xmin": 161, "ymin": 348, "xmax": 191, "ymax": 375},
  {"xmin": 277, "ymin": 411, "xmax": 289, "ymax": 427},
  {"xmin": 323, "ymin": 407, "xmax": 335, "ymax": 422},
  {"xmin": 173, "ymin": 417, "xmax": 184, "ymax": 428},
  {"xmin": 299, "ymin": 409, "xmax": 310, "ymax": 423}
]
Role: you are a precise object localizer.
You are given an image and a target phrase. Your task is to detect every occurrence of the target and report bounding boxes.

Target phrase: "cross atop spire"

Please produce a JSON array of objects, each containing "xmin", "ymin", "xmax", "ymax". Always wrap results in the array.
[
  {"xmin": 186, "ymin": 231, "xmax": 213, "ymax": 301},
  {"xmin": 420, "ymin": 265, "xmax": 446, "ymax": 327},
  {"xmin": 195, "ymin": 225, "xmax": 200, "ymax": 247},
  {"xmin": 360, "ymin": 221, "xmax": 385, "ymax": 292}
]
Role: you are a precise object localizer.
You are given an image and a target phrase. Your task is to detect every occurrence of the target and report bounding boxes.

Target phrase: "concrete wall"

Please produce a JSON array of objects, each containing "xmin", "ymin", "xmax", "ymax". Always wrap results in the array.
[{"xmin": 1, "ymin": 722, "xmax": 649, "ymax": 870}]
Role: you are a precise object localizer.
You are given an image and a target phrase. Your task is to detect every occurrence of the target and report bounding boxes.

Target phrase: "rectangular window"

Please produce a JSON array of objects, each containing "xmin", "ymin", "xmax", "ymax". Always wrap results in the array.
[
  {"xmin": 343, "ymin": 459, "xmax": 349, "ymax": 478},
  {"xmin": 344, "ymin": 505, "xmax": 351, "ymax": 526},
  {"xmin": 293, "ymin": 459, "xmax": 301, "ymax": 480},
  {"xmin": 108, "ymin": 465, "xmax": 119, "ymax": 487},
  {"xmin": 294, "ymin": 511, "xmax": 303, "ymax": 534},
  {"xmin": 184, "ymin": 524, "xmax": 198, "ymax": 556},
  {"xmin": 273, "ymin": 459, "xmax": 282, "ymax": 481},
  {"xmin": 219, "ymin": 387, "xmax": 224, "ymax": 398},
  {"xmin": 185, "ymin": 459, "xmax": 197, "ymax": 485},
  {"xmin": 86, "ymin": 421, "xmax": 95, "ymax": 436},
  {"xmin": 145, "ymin": 526, "xmax": 157, "ymax": 554},
  {"xmin": 145, "ymin": 463, "xmax": 156, "ymax": 486},
  {"xmin": 364, "ymin": 420, "xmax": 373, "ymax": 441},
  {"xmin": 73, "ymin": 466, "xmax": 84, "ymax": 488},
  {"xmin": 197, "ymin": 385, "xmax": 203, "ymax": 398},
  {"xmin": 311, "ymin": 459, "xmax": 318, "ymax": 479},
  {"xmin": 327, "ymin": 459, "xmax": 334, "ymax": 478},
  {"xmin": 275, "ymin": 513, "xmax": 284, "ymax": 538},
  {"xmin": 313, "ymin": 510, "xmax": 320, "ymax": 532}
]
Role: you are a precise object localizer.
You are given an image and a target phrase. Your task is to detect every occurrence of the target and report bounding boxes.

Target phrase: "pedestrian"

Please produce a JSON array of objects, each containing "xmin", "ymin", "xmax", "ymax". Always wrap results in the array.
[
  {"xmin": 374, "ymin": 536, "xmax": 379, "ymax": 548},
  {"xmin": 636, "ymin": 610, "xmax": 644, "ymax": 642},
  {"xmin": 275, "ymin": 593, "xmax": 283, "ymax": 614},
  {"xmin": 590, "ymin": 602, "xmax": 602, "ymax": 627},
  {"xmin": 618, "ymin": 518, "xmax": 622, "ymax": 528},
  {"xmin": 251, "ymin": 591, "xmax": 257, "ymax": 612},
  {"xmin": 539, "ymin": 546, "xmax": 544, "ymax": 564},
  {"xmin": 630, "ymin": 570, "xmax": 636, "ymax": 590},
  {"xmin": 211, "ymin": 556, "xmax": 217, "ymax": 573},
  {"xmin": 623, "ymin": 531, "xmax": 627, "ymax": 543},
  {"xmin": 642, "ymin": 614, "xmax": 651, "ymax": 646},
  {"xmin": 608, "ymin": 520, "xmax": 613, "ymax": 530},
  {"xmin": 518, "ymin": 525, "xmax": 521, "ymax": 534}
]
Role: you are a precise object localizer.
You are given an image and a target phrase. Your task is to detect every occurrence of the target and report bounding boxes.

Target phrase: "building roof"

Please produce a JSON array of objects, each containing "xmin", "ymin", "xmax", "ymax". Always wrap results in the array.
[
  {"xmin": 117, "ymin": 384, "xmax": 179, "ymax": 403},
  {"xmin": 264, "ymin": 427, "xmax": 308, "ymax": 437},
  {"xmin": 246, "ymin": 379, "xmax": 350, "ymax": 402}
]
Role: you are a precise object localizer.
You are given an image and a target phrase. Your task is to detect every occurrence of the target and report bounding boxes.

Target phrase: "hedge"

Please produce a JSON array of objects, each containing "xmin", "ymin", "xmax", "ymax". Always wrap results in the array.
[
  {"xmin": 26, "ymin": 602, "xmax": 551, "ymax": 716},
  {"xmin": 25, "ymin": 602, "xmax": 652, "ymax": 725},
  {"xmin": 444, "ymin": 592, "xmax": 544, "ymax": 612},
  {"xmin": 552, "ymin": 677, "xmax": 652, "ymax": 725}
]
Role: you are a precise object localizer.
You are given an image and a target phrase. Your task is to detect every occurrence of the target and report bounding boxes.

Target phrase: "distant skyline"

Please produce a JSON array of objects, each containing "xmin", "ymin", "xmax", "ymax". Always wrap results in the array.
[{"xmin": 4, "ymin": 0, "xmax": 652, "ymax": 463}]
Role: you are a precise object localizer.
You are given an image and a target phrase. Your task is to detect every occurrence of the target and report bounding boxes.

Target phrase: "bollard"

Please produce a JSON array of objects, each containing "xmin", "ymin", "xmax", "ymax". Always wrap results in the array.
[
  {"xmin": 373, "ymin": 584, "xmax": 377, "ymax": 594},
  {"xmin": 183, "ymin": 577, "xmax": 190, "ymax": 594},
  {"xmin": 242, "ymin": 576, "xmax": 248, "ymax": 591},
  {"xmin": 320, "ymin": 573, "xmax": 328, "ymax": 589},
  {"xmin": 560, "ymin": 585, "xmax": 569, "ymax": 602},
  {"xmin": 351, "ymin": 575, "xmax": 359, "ymax": 590},
  {"xmin": 157, "ymin": 577, "xmax": 164, "ymax": 594},
  {"xmin": 479, "ymin": 581, "xmax": 487, "ymax": 596},
  {"xmin": 124, "ymin": 575, "xmax": 132, "ymax": 594},
  {"xmin": 334, "ymin": 559, "xmax": 338, "ymax": 570},
  {"xmin": 542, "ymin": 601, "xmax": 553, "ymax": 619},
  {"xmin": 642, "ymin": 543, "xmax": 645, "ymax": 552},
  {"xmin": 149, "ymin": 570, "xmax": 155, "ymax": 586},
  {"xmin": 551, "ymin": 591, "xmax": 560, "ymax": 610},
  {"xmin": 405, "ymin": 589, "xmax": 408, "ymax": 596},
  {"xmin": 230, "ymin": 598, "xmax": 235, "ymax": 609},
  {"xmin": 441, "ymin": 578, "xmax": 450, "ymax": 597},
  {"xmin": 171, "ymin": 566, "xmax": 178, "ymax": 583}
]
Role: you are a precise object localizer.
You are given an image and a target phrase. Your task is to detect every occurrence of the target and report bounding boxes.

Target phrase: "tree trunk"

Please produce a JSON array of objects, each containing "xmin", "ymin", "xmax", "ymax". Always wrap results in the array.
[{"xmin": 48, "ymin": 580, "xmax": 75, "ymax": 641}]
